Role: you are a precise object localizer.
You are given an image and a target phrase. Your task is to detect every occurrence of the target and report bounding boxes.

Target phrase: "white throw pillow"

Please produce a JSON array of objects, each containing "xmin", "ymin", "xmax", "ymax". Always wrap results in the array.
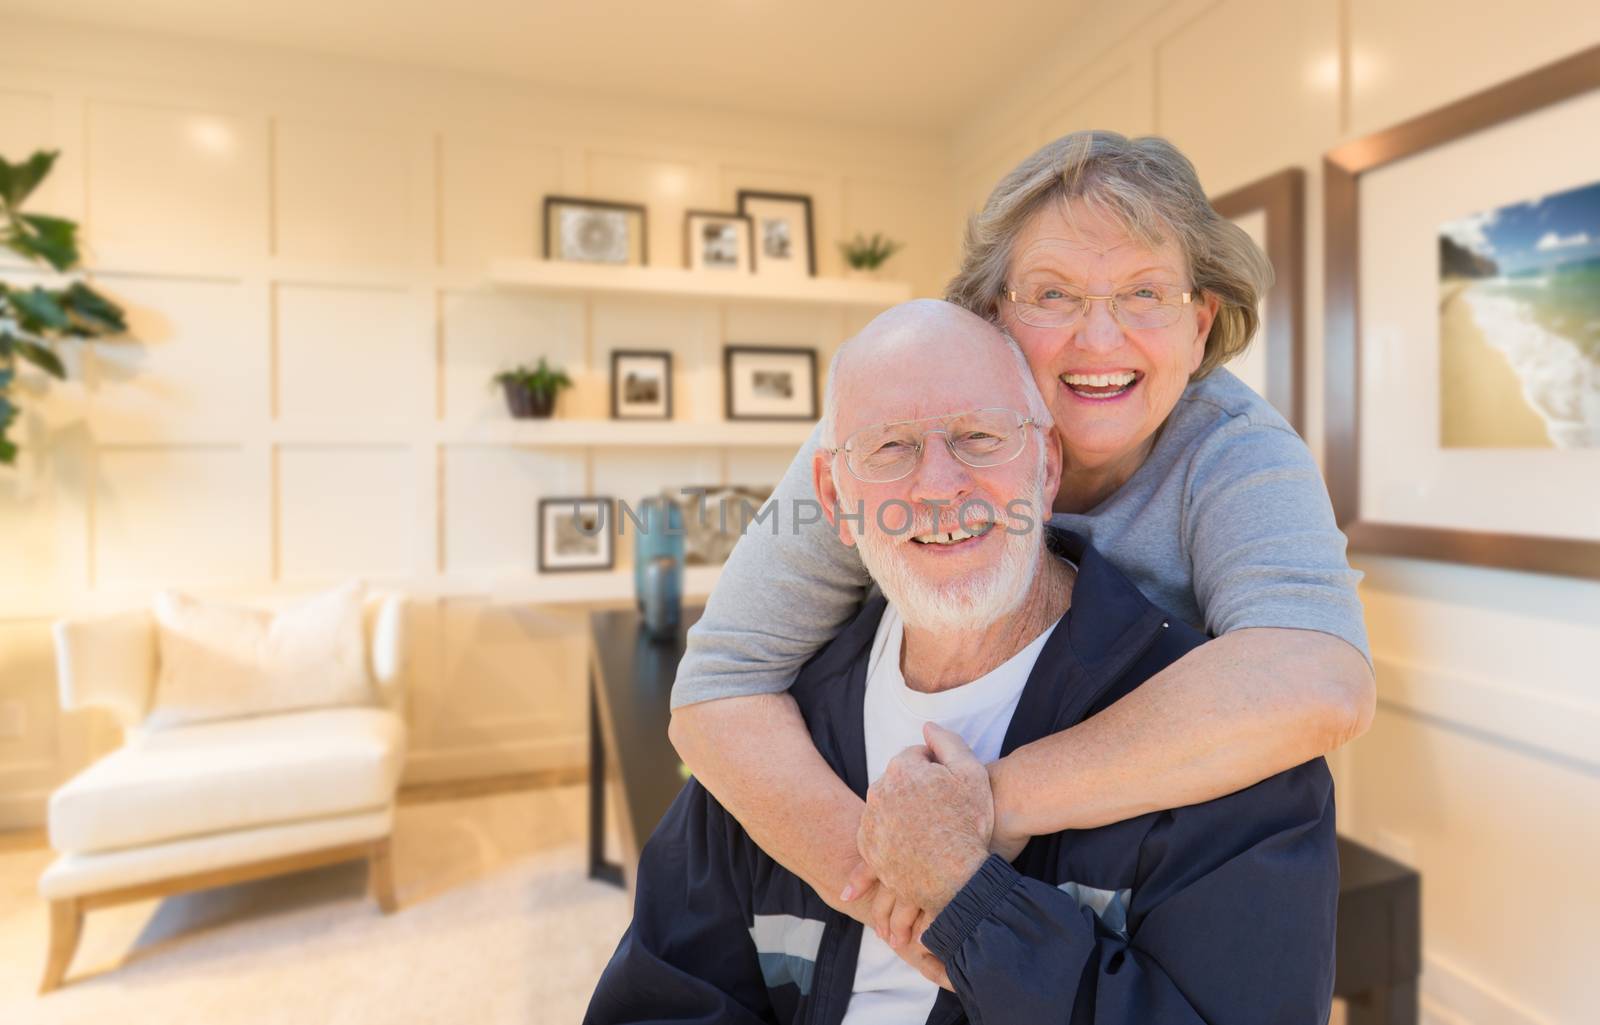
[{"xmin": 147, "ymin": 580, "xmax": 373, "ymax": 730}]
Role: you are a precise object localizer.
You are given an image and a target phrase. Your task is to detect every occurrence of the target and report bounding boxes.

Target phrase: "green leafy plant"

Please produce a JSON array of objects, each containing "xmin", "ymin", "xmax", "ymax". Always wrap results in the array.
[
  {"xmin": 838, "ymin": 232, "xmax": 904, "ymax": 271},
  {"xmin": 492, "ymin": 357, "xmax": 574, "ymax": 417},
  {"xmin": 1, "ymin": 149, "xmax": 128, "ymax": 465}
]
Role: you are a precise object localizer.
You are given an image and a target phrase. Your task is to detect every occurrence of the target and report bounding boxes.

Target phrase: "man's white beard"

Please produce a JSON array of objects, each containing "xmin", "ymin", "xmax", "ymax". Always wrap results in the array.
[{"xmin": 849, "ymin": 445, "xmax": 1048, "ymax": 633}]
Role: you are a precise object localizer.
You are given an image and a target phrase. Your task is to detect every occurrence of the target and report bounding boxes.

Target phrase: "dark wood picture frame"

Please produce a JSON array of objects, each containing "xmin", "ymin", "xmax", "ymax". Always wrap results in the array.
[
  {"xmin": 543, "ymin": 196, "xmax": 649, "ymax": 266},
  {"xmin": 1324, "ymin": 43, "xmax": 1600, "ymax": 579},
  {"xmin": 736, "ymin": 190, "xmax": 817, "ymax": 277},
  {"xmin": 537, "ymin": 496, "xmax": 616, "ymax": 573},
  {"xmin": 1212, "ymin": 168, "xmax": 1305, "ymax": 435},
  {"xmin": 724, "ymin": 345, "xmax": 818, "ymax": 421},
  {"xmin": 610, "ymin": 350, "xmax": 673, "ymax": 420},
  {"xmin": 682, "ymin": 210, "xmax": 754, "ymax": 272}
]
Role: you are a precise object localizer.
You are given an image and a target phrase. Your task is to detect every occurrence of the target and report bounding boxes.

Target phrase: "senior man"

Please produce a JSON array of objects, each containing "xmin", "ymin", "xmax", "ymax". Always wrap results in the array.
[{"xmin": 585, "ymin": 300, "xmax": 1337, "ymax": 1024}]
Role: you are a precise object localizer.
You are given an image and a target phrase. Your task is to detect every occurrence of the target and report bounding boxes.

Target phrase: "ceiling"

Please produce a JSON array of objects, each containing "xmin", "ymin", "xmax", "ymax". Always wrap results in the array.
[{"xmin": 3, "ymin": 0, "xmax": 1089, "ymax": 132}]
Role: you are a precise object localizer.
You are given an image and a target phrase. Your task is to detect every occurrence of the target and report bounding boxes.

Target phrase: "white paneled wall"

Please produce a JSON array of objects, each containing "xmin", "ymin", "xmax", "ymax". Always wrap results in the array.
[
  {"xmin": 0, "ymin": 18, "xmax": 954, "ymax": 817},
  {"xmin": 950, "ymin": 2, "xmax": 1600, "ymax": 1022}
]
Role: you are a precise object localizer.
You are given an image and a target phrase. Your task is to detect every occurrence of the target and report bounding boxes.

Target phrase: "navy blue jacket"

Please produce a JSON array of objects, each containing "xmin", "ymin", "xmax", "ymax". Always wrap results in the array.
[{"xmin": 587, "ymin": 530, "xmax": 1338, "ymax": 1024}]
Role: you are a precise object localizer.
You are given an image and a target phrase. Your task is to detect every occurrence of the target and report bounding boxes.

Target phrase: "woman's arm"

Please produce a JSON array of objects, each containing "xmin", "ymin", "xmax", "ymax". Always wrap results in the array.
[
  {"xmin": 987, "ymin": 626, "xmax": 1372, "ymax": 846},
  {"xmin": 669, "ymin": 421, "xmax": 874, "ymax": 919},
  {"xmin": 669, "ymin": 694, "xmax": 869, "ymax": 918}
]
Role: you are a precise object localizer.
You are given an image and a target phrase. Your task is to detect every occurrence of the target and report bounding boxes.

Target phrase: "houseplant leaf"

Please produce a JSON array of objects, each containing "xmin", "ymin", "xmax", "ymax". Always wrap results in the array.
[
  {"xmin": 61, "ymin": 282, "xmax": 127, "ymax": 335},
  {"xmin": 6, "ymin": 213, "xmax": 80, "ymax": 271},
  {"xmin": 14, "ymin": 339, "xmax": 66, "ymax": 379},
  {"xmin": 10, "ymin": 286, "xmax": 71, "ymax": 331},
  {"xmin": 0, "ymin": 150, "xmax": 58, "ymax": 209}
]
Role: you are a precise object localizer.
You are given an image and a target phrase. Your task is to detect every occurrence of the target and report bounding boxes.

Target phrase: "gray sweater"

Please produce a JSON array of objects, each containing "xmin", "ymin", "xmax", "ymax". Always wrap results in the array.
[{"xmin": 671, "ymin": 368, "xmax": 1368, "ymax": 708}]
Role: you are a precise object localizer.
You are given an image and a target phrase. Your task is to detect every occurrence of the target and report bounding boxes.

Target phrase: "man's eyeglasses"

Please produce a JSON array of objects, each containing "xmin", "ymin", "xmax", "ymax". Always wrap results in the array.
[
  {"xmin": 826, "ymin": 407, "xmax": 1040, "ymax": 484},
  {"xmin": 1002, "ymin": 281, "xmax": 1194, "ymax": 330}
]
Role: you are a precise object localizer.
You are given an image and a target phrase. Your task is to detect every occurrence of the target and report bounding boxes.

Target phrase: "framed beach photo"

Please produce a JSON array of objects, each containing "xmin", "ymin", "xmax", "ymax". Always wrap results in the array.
[
  {"xmin": 1324, "ymin": 43, "xmax": 1600, "ymax": 578},
  {"xmin": 736, "ymin": 190, "xmax": 815, "ymax": 278},
  {"xmin": 538, "ymin": 497, "xmax": 615, "ymax": 572},
  {"xmin": 611, "ymin": 350, "xmax": 672, "ymax": 420},
  {"xmin": 1211, "ymin": 168, "xmax": 1305, "ymax": 435},
  {"xmin": 724, "ymin": 346, "xmax": 818, "ymax": 421},
  {"xmin": 543, "ymin": 196, "xmax": 648, "ymax": 266},
  {"xmin": 684, "ymin": 211, "xmax": 753, "ymax": 272}
]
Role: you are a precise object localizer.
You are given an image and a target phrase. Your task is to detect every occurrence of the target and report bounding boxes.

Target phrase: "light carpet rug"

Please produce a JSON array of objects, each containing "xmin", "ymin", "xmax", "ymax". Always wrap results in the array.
[{"xmin": 0, "ymin": 784, "xmax": 632, "ymax": 1024}]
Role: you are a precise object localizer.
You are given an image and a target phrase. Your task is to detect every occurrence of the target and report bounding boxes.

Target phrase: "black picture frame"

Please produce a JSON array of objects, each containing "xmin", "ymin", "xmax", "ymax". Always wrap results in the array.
[
  {"xmin": 736, "ymin": 190, "xmax": 816, "ymax": 277},
  {"xmin": 543, "ymin": 195, "xmax": 649, "ymax": 266},
  {"xmin": 683, "ymin": 210, "xmax": 754, "ymax": 272},
  {"xmin": 537, "ymin": 496, "xmax": 616, "ymax": 573},
  {"xmin": 610, "ymin": 350, "xmax": 673, "ymax": 420},
  {"xmin": 724, "ymin": 345, "xmax": 818, "ymax": 421}
]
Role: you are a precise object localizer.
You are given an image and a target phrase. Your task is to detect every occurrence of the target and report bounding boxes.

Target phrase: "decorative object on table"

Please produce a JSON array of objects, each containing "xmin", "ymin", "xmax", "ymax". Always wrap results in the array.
[
  {"xmin": 838, "ymin": 232, "xmax": 904, "ymax": 277},
  {"xmin": 0, "ymin": 149, "xmax": 128, "ymax": 466},
  {"xmin": 1211, "ymin": 168, "xmax": 1305, "ymax": 433},
  {"xmin": 724, "ymin": 345, "xmax": 818, "ymax": 421},
  {"xmin": 493, "ymin": 357, "xmax": 572, "ymax": 418},
  {"xmin": 736, "ymin": 190, "xmax": 815, "ymax": 277},
  {"xmin": 631, "ymin": 495, "xmax": 684, "ymax": 609},
  {"xmin": 683, "ymin": 210, "xmax": 753, "ymax": 272},
  {"xmin": 538, "ymin": 496, "xmax": 615, "ymax": 572},
  {"xmin": 610, "ymin": 349, "xmax": 672, "ymax": 420},
  {"xmin": 640, "ymin": 555, "xmax": 681, "ymax": 642},
  {"xmin": 543, "ymin": 195, "xmax": 648, "ymax": 266},
  {"xmin": 1324, "ymin": 42, "xmax": 1600, "ymax": 578},
  {"xmin": 665, "ymin": 484, "xmax": 774, "ymax": 565}
]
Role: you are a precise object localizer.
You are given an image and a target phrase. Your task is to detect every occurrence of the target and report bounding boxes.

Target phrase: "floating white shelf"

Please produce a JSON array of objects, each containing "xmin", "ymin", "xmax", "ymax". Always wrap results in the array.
[
  {"xmin": 486, "ymin": 565, "xmax": 723, "ymax": 606},
  {"xmin": 440, "ymin": 418, "xmax": 812, "ymax": 447},
  {"xmin": 490, "ymin": 259, "xmax": 913, "ymax": 307}
]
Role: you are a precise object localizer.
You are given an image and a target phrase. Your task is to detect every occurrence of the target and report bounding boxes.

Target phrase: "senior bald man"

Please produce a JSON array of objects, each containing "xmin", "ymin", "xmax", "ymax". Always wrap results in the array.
[{"xmin": 585, "ymin": 300, "xmax": 1338, "ymax": 1025}]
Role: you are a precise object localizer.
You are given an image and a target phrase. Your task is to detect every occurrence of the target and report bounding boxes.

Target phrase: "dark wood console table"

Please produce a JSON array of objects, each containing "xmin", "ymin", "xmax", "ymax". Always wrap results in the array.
[{"xmin": 586, "ymin": 606, "xmax": 1420, "ymax": 1022}]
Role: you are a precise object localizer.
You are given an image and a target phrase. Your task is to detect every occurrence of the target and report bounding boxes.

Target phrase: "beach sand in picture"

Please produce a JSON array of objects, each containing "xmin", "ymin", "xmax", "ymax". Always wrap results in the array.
[{"xmin": 1439, "ymin": 281, "xmax": 1552, "ymax": 448}]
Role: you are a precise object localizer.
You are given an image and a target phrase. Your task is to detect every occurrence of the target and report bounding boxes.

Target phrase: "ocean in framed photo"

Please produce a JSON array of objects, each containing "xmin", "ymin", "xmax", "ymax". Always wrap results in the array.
[{"xmin": 1438, "ymin": 179, "xmax": 1600, "ymax": 449}]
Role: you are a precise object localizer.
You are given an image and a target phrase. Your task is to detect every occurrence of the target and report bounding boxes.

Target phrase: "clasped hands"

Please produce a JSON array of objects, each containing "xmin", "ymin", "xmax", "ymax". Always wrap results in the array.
[{"xmin": 840, "ymin": 723, "xmax": 1028, "ymax": 991}]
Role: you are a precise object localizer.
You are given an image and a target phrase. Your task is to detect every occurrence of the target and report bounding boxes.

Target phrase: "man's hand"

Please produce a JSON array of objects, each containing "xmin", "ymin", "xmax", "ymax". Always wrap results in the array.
[{"xmin": 857, "ymin": 723, "xmax": 994, "ymax": 920}]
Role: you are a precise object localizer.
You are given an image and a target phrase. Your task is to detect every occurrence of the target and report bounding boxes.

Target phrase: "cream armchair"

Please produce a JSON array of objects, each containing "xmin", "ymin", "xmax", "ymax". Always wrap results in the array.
[{"xmin": 39, "ymin": 591, "xmax": 409, "ymax": 993}]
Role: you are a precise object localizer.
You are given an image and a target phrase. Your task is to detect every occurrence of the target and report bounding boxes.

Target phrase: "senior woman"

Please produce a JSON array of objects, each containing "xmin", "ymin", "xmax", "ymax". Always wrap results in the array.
[{"xmin": 668, "ymin": 130, "xmax": 1375, "ymax": 953}]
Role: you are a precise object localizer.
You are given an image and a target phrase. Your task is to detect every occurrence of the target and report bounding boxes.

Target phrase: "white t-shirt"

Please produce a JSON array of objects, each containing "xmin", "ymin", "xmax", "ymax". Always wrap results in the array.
[{"xmin": 840, "ymin": 602, "xmax": 1062, "ymax": 1025}]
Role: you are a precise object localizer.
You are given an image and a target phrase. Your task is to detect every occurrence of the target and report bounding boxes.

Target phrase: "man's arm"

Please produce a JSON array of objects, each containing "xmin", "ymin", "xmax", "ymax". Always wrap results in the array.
[
  {"xmin": 922, "ymin": 763, "xmax": 1339, "ymax": 1024},
  {"xmin": 584, "ymin": 782, "xmax": 775, "ymax": 1025}
]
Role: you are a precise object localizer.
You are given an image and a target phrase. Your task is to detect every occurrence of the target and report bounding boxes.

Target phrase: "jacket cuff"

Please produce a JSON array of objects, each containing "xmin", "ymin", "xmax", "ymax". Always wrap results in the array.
[{"xmin": 923, "ymin": 853, "xmax": 1021, "ymax": 962}]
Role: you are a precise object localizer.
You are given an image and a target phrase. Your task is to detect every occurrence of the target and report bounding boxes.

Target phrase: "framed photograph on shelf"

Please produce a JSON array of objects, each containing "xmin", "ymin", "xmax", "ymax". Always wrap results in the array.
[
  {"xmin": 1324, "ymin": 43, "xmax": 1600, "ymax": 578},
  {"xmin": 736, "ymin": 190, "xmax": 815, "ymax": 277},
  {"xmin": 724, "ymin": 346, "xmax": 818, "ymax": 421},
  {"xmin": 537, "ymin": 497, "xmax": 615, "ymax": 573},
  {"xmin": 684, "ymin": 210, "xmax": 753, "ymax": 272},
  {"xmin": 543, "ymin": 196, "xmax": 648, "ymax": 266},
  {"xmin": 611, "ymin": 350, "xmax": 673, "ymax": 420},
  {"xmin": 1211, "ymin": 168, "xmax": 1305, "ymax": 434}
]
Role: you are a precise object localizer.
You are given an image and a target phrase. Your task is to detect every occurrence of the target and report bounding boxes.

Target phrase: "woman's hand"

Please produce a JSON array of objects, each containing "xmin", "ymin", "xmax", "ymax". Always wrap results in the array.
[{"xmin": 839, "ymin": 859, "xmax": 932, "ymax": 952}]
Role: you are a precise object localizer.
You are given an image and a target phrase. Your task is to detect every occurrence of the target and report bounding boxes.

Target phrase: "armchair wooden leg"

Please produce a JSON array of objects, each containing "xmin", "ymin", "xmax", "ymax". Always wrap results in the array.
[
  {"xmin": 41, "ymin": 898, "xmax": 83, "ymax": 994},
  {"xmin": 368, "ymin": 836, "xmax": 399, "ymax": 914}
]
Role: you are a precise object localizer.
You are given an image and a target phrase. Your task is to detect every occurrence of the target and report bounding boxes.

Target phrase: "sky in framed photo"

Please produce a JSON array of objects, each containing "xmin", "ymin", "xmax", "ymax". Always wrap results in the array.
[
  {"xmin": 1438, "ymin": 179, "xmax": 1600, "ymax": 449},
  {"xmin": 1357, "ymin": 84, "xmax": 1600, "ymax": 541}
]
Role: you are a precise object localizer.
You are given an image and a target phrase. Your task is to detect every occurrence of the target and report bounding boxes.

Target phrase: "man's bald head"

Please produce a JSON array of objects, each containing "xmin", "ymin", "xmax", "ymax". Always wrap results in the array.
[{"xmin": 819, "ymin": 299, "xmax": 1051, "ymax": 448}]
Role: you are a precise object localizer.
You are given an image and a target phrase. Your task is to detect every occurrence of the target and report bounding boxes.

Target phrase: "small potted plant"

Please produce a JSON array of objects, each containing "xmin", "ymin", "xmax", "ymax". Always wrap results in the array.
[
  {"xmin": 493, "ymin": 358, "xmax": 573, "ymax": 418},
  {"xmin": 838, "ymin": 232, "xmax": 904, "ymax": 278}
]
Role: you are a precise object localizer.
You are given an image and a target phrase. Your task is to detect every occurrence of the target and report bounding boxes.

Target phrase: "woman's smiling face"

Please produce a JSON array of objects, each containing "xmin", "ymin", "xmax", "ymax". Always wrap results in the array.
[{"xmin": 999, "ymin": 197, "xmax": 1219, "ymax": 476}]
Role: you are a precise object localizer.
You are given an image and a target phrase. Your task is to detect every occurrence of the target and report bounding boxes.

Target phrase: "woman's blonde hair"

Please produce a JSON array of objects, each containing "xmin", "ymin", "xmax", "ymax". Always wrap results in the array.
[{"xmin": 945, "ymin": 131, "xmax": 1272, "ymax": 378}]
